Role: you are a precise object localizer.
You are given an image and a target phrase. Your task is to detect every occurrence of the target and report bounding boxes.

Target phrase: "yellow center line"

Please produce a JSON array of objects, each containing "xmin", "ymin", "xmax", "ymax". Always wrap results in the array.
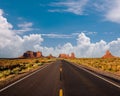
[
  {"xmin": 59, "ymin": 89, "xmax": 63, "ymax": 96},
  {"xmin": 60, "ymin": 68, "xmax": 62, "ymax": 72}
]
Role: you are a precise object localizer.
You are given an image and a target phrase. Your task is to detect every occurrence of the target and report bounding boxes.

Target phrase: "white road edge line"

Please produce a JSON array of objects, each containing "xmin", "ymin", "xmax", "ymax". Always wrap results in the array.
[
  {"xmin": 72, "ymin": 63, "xmax": 120, "ymax": 89},
  {"xmin": 0, "ymin": 64, "xmax": 50, "ymax": 92}
]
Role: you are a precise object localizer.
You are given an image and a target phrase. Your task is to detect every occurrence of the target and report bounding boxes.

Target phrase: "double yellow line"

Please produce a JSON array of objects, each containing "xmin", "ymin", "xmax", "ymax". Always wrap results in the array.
[{"xmin": 60, "ymin": 67, "xmax": 62, "ymax": 72}]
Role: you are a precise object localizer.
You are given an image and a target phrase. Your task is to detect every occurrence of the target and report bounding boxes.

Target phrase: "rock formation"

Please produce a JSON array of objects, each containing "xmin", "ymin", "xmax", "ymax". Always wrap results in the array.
[
  {"xmin": 46, "ymin": 54, "xmax": 55, "ymax": 59},
  {"xmin": 102, "ymin": 50, "xmax": 115, "ymax": 58},
  {"xmin": 20, "ymin": 51, "xmax": 75, "ymax": 59},
  {"xmin": 70, "ymin": 52, "xmax": 75, "ymax": 58},
  {"xmin": 34, "ymin": 51, "xmax": 42, "ymax": 58},
  {"xmin": 59, "ymin": 54, "xmax": 69, "ymax": 59},
  {"xmin": 21, "ymin": 51, "xmax": 43, "ymax": 58},
  {"xmin": 59, "ymin": 53, "xmax": 76, "ymax": 59}
]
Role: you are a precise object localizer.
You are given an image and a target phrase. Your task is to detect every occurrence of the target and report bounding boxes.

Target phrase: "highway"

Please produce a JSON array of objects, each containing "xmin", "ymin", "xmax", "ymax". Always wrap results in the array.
[{"xmin": 0, "ymin": 60, "xmax": 120, "ymax": 96}]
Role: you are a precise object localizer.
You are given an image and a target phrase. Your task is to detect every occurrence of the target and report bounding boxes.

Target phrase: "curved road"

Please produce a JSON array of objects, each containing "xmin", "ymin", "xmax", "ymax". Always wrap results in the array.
[{"xmin": 0, "ymin": 60, "xmax": 120, "ymax": 96}]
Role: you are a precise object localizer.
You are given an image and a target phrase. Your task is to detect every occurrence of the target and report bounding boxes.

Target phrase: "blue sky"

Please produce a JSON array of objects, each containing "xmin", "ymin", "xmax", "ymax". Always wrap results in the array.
[{"xmin": 0, "ymin": 0, "xmax": 120, "ymax": 57}]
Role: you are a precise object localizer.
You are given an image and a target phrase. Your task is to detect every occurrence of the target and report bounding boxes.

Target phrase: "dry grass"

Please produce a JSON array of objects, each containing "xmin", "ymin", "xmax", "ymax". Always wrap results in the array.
[
  {"xmin": 68, "ymin": 58, "xmax": 120, "ymax": 74},
  {"xmin": 0, "ymin": 58, "xmax": 56, "ymax": 81}
]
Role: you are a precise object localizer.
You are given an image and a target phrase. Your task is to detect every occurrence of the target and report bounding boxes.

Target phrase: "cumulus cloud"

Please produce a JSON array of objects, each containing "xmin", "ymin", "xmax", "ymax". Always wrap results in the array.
[
  {"xmin": 108, "ymin": 38, "xmax": 120, "ymax": 56},
  {"xmin": 49, "ymin": 0, "xmax": 88, "ymax": 15},
  {"xmin": 77, "ymin": 33, "xmax": 90, "ymax": 45},
  {"xmin": 36, "ymin": 32, "xmax": 120, "ymax": 58},
  {"xmin": 34, "ymin": 32, "xmax": 120, "ymax": 58},
  {"xmin": 0, "ymin": 9, "xmax": 43, "ymax": 58},
  {"xmin": 0, "ymin": 9, "xmax": 120, "ymax": 58}
]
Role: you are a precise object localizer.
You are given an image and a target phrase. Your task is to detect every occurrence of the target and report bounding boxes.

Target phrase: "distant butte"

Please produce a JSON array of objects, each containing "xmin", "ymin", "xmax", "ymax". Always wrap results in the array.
[
  {"xmin": 20, "ymin": 51, "xmax": 43, "ymax": 58},
  {"xmin": 46, "ymin": 54, "xmax": 55, "ymax": 59},
  {"xmin": 59, "ymin": 52, "xmax": 75, "ymax": 59},
  {"xmin": 102, "ymin": 50, "xmax": 115, "ymax": 58},
  {"xmin": 19, "ymin": 51, "xmax": 76, "ymax": 59}
]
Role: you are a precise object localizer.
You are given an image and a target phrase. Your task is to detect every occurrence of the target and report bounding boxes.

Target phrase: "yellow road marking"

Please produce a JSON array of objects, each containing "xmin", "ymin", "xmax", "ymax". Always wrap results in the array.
[
  {"xmin": 60, "ymin": 68, "xmax": 62, "ymax": 72},
  {"xmin": 59, "ymin": 89, "xmax": 63, "ymax": 96}
]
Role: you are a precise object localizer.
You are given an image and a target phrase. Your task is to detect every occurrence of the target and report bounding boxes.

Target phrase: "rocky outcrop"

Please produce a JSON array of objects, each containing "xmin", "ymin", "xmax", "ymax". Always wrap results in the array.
[
  {"xmin": 34, "ymin": 51, "xmax": 42, "ymax": 58},
  {"xmin": 59, "ymin": 54, "xmax": 69, "ymax": 59},
  {"xmin": 102, "ymin": 50, "xmax": 115, "ymax": 58},
  {"xmin": 59, "ymin": 53, "xmax": 76, "ymax": 59},
  {"xmin": 46, "ymin": 54, "xmax": 55, "ymax": 59},
  {"xmin": 70, "ymin": 52, "xmax": 75, "ymax": 59},
  {"xmin": 20, "ymin": 51, "xmax": 76, "ymax": 59},
  {"xmin": 21, "ymin": 51, "xmax": 43, "ymax": 58}
]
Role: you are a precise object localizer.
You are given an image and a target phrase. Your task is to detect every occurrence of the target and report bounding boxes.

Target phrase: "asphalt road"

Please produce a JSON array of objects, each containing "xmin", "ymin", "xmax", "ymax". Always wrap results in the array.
[{"xmin": 0, "ymin": 60, "xmax": 120, "ymax": 96}]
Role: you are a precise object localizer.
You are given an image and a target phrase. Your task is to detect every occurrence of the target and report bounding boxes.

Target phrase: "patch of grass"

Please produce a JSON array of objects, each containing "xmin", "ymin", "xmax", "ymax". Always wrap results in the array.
[
  {"xmin": 0, "ymin": 58, "xmax": 56, "ymax": 80},
  {"xmin": 68, "ymin": 58, "xmax": 120, "ymax": 73}
]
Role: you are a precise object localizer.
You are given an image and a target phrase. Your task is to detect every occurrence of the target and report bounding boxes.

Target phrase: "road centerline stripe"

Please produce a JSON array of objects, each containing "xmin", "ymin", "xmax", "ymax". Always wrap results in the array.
[{"xmin": 59, "ymin": 89, "xmax": 63, "ymax": 96}]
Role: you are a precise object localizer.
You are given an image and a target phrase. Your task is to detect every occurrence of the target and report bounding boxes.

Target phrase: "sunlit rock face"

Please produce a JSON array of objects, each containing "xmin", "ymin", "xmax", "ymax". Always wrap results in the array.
[
  {"xmin": 59, "ymin": 53, "xmax": 76, "ymax": 59},
  {"xmin": 21, "ymin": 51, "xmax": 43, "ymax": 58},
  {"xmin": 102, "ymin": 50, "xmax": 115, "ymax": 58}
]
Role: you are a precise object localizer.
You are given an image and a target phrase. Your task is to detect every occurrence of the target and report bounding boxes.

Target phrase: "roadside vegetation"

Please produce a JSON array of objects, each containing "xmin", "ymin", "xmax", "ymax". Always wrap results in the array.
[
  {"xmin": 68, "ymin": 58, "xmax": 120, "ymax": 74},
  {"xmin": 0, "ymin": 58, "xmax": 55, "ymax": 82}
]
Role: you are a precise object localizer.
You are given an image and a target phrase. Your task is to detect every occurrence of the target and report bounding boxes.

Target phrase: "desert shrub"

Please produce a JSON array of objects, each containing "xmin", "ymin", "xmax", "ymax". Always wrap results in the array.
[
  {"xmin": 35, "ymin": 60, "xmax": 40, "ymax": 63},
  {"xmin": 0, "ymin": 66, "xmax": 5, "ymax": 71},
  {"xmin": 117, "ymin": 65, "xmax": 120, "ymax": 71},
  {"xmin": 111, "ymin": 65, "xmax": 117, "ymax": 72},
  {"xmin": 3, "ymin": 70, "xmax": 11, "ymax": 77},
  {"xmin": 70, "ymin": 58, "xmax": 120, "ymax": 73},
  {"xmin": 37, "ymin": 63, "xmax": 43, "ymax": 66},
  {"xmin": 0, "ymin": 72, "xmax": 4, "ymax": 78},
  {"xmin": 25, "ymin": 63, "xmax": 33, "ymax": 68},
  {"xmin": 20, "ymin": 65, "xmax": 26, "ymax": 70},
  {"xmin": 33, "ymin": 64, "xmax": 37, "ymax": 67},
  {"xmin": 11, "ymin": 67, "xmax": 21, "ymax": 74}
]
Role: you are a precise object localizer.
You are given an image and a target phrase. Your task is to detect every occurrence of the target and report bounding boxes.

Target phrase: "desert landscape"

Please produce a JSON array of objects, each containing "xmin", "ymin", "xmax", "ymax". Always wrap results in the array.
[
  {"xmin": 0, "ymin": 50, "xmax": 120, "ymax": 89},
  {"xmin": 1, "ymin": 1, "xmax": 120, "ymax": 95}
]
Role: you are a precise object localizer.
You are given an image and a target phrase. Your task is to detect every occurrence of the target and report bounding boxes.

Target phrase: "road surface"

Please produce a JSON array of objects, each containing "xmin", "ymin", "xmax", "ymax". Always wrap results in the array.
[{"xmin": 0, "ymin": 60, "xmax": 120, "ymax": 96}]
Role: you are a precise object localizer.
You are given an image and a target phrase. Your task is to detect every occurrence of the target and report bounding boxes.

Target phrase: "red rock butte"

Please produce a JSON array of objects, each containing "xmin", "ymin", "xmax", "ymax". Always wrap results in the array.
[
  {"xmin": 102, "ymin": 50, "xmax": 115, "ymax": 58},
  {"xmin": 20, "ymin": 51, "xmax": 76, "ymax": 59},
  {"xmin": 21, "ymin": 51, "xmax": 43, "ymax": 58},
  {"xmin": 46, "ymin": 54, "xmax": 55, "ymax": 59},
  {"xmin": 59, "ymin": 52, "xmax": 75, "ymax": 59}
]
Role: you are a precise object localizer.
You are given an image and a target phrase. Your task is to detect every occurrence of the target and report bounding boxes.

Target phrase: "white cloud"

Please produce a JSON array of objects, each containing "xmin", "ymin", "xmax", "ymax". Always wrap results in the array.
[
  {"xmin": 0, "ymin": 9, "xmax": 120, "ymax": 58},
  {"xmin": 77, "ymin": 33, "xmax": 90, "ymax": 45},
  {"xmin": 0, "ymin": 9, "xmax": 43, "ymax": 58},
  {"xmin": 49, "ymin": 0, "xmax": 88, "ymax": 15},
  {"xmin": 18, "ymin": 22, "xmax": 33, "ymax": 28},
  {"xmin": 41, "ymin": 33, "xmax": 79, "ymax": 38},
  {"xmin": 33, "ymin": 32, "xmax": 120, "ymax": 58},
  {"xmin": 41, "ymin": 32, "xmax": 96, "ymax": 39},
  {"xmin": 35, "ymin": 33, "xmax": 120, "ymax": 58},
  {"xmin": 15, "ymin": 22, "xmax": 33, "ymax": 33},
  {"xmin": 49, "ymin": 0, "xmax": 120, "ymax": 23},
  {"xmin": 93, "ymin": 0, "xmax": 120, "ymax": 23},
  {"xmin": 0, "ymin": 9, "xmax": 3, "ymax": 15},
  {"xmin": 108, "ymin": 38, "xmax": 120, "ymax": 56},
  {"xmin": 105, "ymin": 0, "xmax": 120, "ymax": 23},
  {"xmin": 0, "ymin": 9, "xmax": 14, "ymax": 49}
]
